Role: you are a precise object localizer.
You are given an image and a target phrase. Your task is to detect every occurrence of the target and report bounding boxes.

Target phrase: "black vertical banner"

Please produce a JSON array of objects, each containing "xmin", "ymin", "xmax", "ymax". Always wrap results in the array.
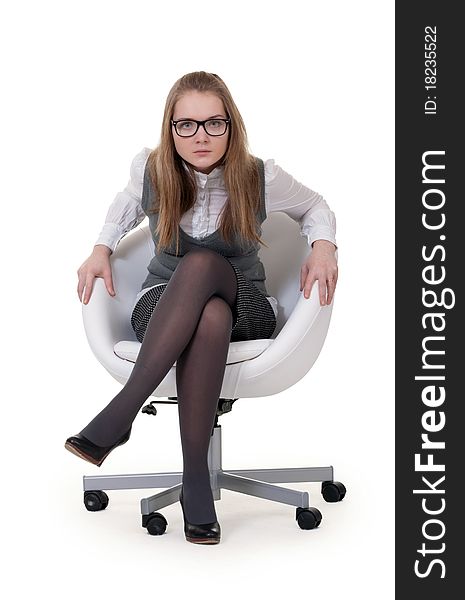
[{"xmin": 396, "ymin": 1, "xmax": 462, "ymax": 596}]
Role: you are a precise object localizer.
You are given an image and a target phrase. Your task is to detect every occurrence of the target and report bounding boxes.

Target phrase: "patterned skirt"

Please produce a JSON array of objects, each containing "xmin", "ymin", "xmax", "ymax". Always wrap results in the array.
[{"xmin": 130, "ymin": 260, "xmax": 277, "ymax": 344}]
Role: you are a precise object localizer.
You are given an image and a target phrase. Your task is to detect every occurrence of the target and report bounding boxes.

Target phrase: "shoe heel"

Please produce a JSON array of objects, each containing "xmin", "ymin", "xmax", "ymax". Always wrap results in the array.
[{"xmin": 179, "ymin": 487, "xmax": 221, "ymax": 545}]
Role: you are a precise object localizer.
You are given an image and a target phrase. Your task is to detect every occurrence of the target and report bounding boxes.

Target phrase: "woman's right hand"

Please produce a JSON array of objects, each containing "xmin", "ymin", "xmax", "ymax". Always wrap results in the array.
[{"xmin": 77, "ymin": 244, "xmax": 115, "ymax": 304}]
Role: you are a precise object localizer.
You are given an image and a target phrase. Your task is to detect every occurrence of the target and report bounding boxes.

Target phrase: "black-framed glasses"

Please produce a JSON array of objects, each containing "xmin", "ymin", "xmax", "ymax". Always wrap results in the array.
[{"xmin": 171, "ymin": 118, "xmax": 230, "ymax": 137}]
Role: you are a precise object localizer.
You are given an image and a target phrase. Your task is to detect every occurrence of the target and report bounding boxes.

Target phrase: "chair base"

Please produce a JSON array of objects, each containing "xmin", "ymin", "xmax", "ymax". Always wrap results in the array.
[{"xmin": 82, "ymin": 424, "xmax": 337, "ymax": 519}]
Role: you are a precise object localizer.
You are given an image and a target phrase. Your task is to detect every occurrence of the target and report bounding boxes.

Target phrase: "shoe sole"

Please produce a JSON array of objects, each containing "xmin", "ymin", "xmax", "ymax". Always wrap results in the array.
[
  {"xmin": 64, "ymin": 431, "xmax": 131, "ymax": 468},
  {"xmin": 64, "ymin": 441, "xmax": 105, "ymax": 467},
  {"xmin": 185, "ymin": 536, "xmax": 220, "ymax": 545}
]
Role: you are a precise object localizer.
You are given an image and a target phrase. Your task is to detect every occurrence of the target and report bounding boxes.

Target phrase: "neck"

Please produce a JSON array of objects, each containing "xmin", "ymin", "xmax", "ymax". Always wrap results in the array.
[{"xmin": 185, "ymin": 156, "xmax": 225, "ymax": 175}]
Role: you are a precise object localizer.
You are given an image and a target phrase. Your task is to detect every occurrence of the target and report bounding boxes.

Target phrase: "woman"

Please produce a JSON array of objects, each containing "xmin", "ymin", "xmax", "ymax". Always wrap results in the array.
[{"xmin": 65, "ymin": 71, "xmax": 338, "ymax": 544}]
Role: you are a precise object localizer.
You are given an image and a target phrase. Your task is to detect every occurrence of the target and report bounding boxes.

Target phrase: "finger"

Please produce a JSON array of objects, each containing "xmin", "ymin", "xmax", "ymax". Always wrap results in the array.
[
  {"xmin": 77, "ymin": 273, "xmax": 85, "ymax": 302},
  {"xmin": 104, "ymin": 271, "xmax": 115, "ymax": 296},
  {"xmin": 326, "ymin": 279, "xmax": 334, "ymax": 305},
  {"xmin": 303, "ymin": 274, "xmax": 317, "ymax": 299},
  {"xmin": 318, "ymin": 278, "xmax": 327, "ymax": 306},
  {"xmin": 300, "ymin": 264, "xmax": 308, "ymax": 292},
  {"xmin": 326, "ymin": 275, "xmax": 338, "ymax": 304},
  {"xmin": 83, "ymin": 276, "xmax": 95, "ymax": 305}
]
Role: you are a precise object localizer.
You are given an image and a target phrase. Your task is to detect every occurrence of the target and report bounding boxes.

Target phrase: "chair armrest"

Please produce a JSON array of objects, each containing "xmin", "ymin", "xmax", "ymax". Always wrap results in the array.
[
  {"xmin": 235, "ymin": 281, "xmax": 334, "ymax": 397},
  {"xmin": 82, "ymin": 277, "xmax": 135, "ymax": 378}
]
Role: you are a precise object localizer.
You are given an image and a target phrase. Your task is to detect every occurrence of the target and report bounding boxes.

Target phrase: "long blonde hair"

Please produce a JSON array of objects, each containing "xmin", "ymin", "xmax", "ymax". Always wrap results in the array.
[{"xmin": 146, "ymin": 71, "xmax": 265, "ymax": 254}]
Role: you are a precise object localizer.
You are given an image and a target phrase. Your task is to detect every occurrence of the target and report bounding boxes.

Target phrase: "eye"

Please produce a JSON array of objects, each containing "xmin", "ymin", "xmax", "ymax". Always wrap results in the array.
[{"xmin": 179, "ymin": 121, "xmax": 195, "ymax": 130}]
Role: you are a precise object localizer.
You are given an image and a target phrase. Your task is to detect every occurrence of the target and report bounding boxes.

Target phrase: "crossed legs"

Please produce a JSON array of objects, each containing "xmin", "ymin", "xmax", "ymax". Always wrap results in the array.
[{"xmin": 78, "ymin": 248, "xmax": 237, "ymax": 524}]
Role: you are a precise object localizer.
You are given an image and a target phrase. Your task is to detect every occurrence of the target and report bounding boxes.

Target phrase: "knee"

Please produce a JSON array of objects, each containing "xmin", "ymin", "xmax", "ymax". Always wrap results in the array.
[
  {"xmin": 178, "ymin": 248, "xmax": 223, "ymax": 273},
  {"xmin": 196, "ymin": 296, "xmax": 233, "ymax": 338}
]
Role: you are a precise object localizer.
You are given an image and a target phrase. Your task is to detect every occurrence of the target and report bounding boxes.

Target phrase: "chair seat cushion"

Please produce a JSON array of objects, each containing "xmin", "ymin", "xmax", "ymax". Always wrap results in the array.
[{"xmin": 113, "ymin": 338, "xmax": 274, "ymax": 365}]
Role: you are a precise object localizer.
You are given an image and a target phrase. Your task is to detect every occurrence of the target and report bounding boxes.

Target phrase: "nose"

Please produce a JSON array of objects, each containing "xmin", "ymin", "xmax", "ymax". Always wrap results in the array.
[{"xmin": 193, "ymin": 123, "xmax": 210, "ymax": 142}]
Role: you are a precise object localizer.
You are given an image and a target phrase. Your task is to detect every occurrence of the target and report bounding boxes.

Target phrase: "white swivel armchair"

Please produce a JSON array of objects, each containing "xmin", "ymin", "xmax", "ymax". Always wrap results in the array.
[{"xmin": 81, "ymin": 212, "xmax": 346, "ymax": 534}]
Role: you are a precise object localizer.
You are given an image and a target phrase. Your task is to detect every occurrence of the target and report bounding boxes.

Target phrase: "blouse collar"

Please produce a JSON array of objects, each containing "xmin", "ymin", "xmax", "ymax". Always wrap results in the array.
[{"xmin": 182, "ymin": 159, "xmax": 224, "ymax": 187}]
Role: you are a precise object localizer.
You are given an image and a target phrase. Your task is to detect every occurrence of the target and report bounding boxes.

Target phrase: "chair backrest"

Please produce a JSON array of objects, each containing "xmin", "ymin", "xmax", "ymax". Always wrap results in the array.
[{"xmin": 109, "ymin": 213, "xmax": 312, "ymax": 340}]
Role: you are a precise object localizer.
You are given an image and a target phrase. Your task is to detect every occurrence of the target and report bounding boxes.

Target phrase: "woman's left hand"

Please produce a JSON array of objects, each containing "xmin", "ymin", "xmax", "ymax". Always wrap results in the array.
[{"xmin": 300, "ymin": 240, "xmax": 338, "ymax": 306}]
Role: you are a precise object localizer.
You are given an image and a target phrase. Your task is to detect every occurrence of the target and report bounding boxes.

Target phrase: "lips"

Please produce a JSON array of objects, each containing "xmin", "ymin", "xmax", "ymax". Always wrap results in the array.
[{"xmin": 194, "ymin": 150, "xmax": 211, "ymax": 153}]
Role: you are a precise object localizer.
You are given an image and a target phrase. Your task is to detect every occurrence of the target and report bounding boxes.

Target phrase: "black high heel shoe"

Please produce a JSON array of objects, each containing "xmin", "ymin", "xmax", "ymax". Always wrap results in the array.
[
  {"xmin": 64, "ymin": 427, "xmax": 132, "ymax": 467},
  {"xmin": 179, "ymin": 486, "xmax": 221, "ymax": 545}
]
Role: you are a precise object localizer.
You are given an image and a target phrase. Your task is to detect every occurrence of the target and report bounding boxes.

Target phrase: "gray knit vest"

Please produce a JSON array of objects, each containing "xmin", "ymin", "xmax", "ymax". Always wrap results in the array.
[{"xmin": 139, "ymin": 157, "xmax": 270, "ymax": 297}]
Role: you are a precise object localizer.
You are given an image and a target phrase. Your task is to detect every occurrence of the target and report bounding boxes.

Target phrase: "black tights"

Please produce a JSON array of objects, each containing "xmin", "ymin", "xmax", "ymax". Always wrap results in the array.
[{"xmin": 79, "ymin": 248, "xmax": 237, "ymax": 525}]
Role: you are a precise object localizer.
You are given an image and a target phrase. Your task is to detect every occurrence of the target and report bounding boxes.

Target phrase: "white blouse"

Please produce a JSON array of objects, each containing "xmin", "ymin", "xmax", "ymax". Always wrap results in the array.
[{"xmin": 95, "ymin": 147, "xmax": 337, "ymax": 316}]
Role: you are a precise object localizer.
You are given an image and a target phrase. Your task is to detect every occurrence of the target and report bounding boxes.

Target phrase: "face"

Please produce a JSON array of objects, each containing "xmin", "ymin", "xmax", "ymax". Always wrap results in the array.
[{"xmin": 172, "ymin": 91, "xmax": 229, "ymax": 174}]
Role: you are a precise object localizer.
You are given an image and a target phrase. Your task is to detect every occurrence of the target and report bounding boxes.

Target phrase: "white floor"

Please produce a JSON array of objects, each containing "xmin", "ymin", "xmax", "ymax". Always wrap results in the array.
[{"xmin": 7, "ymin": 372, "xmax": 394, "ymax": 600}]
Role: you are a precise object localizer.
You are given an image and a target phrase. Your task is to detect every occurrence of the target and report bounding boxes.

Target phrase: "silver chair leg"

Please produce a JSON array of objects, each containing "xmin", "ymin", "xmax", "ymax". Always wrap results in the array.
[
  {"xmin": 83, "ymin": 471, "xmax": 183, "ymax": 492},
  {"xmin": 219, "ymin": 471, "xmax": 310, "ymax": 508},
  {"xmin": 81, "ymin": 425, "xmax": 337, "ymax": 517}
]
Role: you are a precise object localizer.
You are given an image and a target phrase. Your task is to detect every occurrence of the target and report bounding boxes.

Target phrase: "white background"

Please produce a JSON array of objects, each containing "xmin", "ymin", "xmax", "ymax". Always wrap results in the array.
[{"xmin": 1, "ymin": 1, "xmax": 394, "ymax": 598}]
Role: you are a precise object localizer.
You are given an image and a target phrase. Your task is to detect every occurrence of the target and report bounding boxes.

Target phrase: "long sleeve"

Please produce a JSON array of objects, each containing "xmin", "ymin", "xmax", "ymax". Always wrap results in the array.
[
  {"xmin": 94, "ymin": 147, "xmax": 152, "ymax": 253},
  {"xmin": 264, "ymin": 159, "xmax": 337, "ymax": 248}
]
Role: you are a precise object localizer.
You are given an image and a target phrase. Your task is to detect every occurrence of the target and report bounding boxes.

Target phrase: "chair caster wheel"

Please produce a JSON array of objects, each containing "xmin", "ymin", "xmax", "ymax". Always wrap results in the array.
[
  {"xmin": 321, "ymin": 481, "xmax": 346, "ymax": 502},
  {"xmin": 296, "ymin": 507, "xmax": 322, "ymax": 529},
  {"xmin": 141, "ymin": 402, "xmax": 157, "ymax": 416},
  {"xmin": 84, "ymin": 490, "xmax": 109, "ymax": 512},
  {"xmin": 142, "ymin": 512, "xmax": 168, "ymax": 535}
]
